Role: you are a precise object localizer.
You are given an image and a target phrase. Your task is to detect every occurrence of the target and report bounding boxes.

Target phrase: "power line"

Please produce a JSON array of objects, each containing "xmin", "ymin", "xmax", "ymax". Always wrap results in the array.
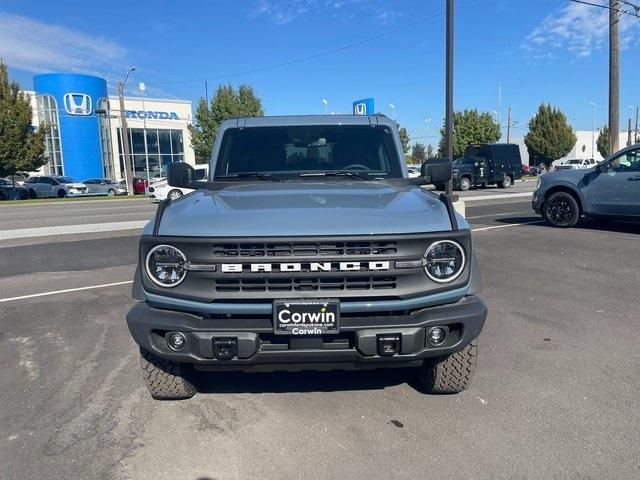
[
  {"xmin": 152, "ymin": 1, "xmax": 479, "ymax": 87},
  {"xmin": 568, "ymin": 0, "xmax": 640, "ymax": 17}
]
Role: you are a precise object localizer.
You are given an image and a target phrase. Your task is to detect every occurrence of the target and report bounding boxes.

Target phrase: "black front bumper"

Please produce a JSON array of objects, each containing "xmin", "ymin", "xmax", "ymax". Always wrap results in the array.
[{"xmin": 126, "ymin": 295, "xmax": 487, "ymax": 371}]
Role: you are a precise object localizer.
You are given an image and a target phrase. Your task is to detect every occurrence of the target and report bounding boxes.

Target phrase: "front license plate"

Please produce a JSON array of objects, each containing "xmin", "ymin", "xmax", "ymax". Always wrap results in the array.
[{"xmin": 273, "ymin": 299, "xmax": 340, "ymax": 335}]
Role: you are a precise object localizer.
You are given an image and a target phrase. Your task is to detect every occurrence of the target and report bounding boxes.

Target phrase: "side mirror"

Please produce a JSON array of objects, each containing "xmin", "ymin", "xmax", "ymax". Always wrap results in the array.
[
  {"xmin": 421, "ymin": 157, "xmax": 452, "ymax": 184},
  {"xmin": 167, "ymin": 162, "xmax": 197, "ymax": 189}
]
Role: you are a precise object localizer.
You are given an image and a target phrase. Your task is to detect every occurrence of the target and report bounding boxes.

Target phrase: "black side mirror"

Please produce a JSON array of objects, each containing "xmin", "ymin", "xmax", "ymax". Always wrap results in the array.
[
  {"xmin": 421, "ymin": 157, "xmax": 452, "ymax": 184},
  {"xmin": 167, "ymin": 162, "xmax": 196, "ymax": 188}
]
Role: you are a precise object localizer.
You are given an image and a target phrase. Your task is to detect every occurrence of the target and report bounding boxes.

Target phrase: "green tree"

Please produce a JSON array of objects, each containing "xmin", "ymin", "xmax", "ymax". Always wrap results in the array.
[
  {"xmin": 437, "ymin": 109, "xmax": 501, "ymax": 158},
  {"xmin": 596, "ymin": 125, "xmax": 609, "ymax": 159},
  {"xmin": 524, "ymin": 103, "xmax": 576, "ymax": 169},
  {"xmin": 188, "ymin": 84, "xmax": 264, "ymax": 163},
  {"xmin": 0, "ymin": 61, "xmax": 46, "ymax": 179},
  {"xmin": 411, "ymin": 142, "xmax": 426, "ymax": 163},
  {"xmin": 398, "ymin": 125, "xmax": 410, "ymax": 154}
]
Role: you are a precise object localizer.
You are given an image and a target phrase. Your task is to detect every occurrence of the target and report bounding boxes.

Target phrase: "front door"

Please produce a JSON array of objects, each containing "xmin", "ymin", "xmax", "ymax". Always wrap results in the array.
[{"xmin": 587, "ymin": 147, "xmax": 640, "ymax": 216}]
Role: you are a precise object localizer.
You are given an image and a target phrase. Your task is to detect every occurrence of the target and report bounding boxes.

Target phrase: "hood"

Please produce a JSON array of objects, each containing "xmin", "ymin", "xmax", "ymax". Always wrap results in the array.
[
  {"xmin": 153, "ymin": 181, "xmax": 465, "ymax": 237},
  {"xmin": 543, "ymin": 167, "xmax": 592, "ymax": 183},
  {"xmin": 64, "ymin": 182, "xmax": 86, "ymax": 188}
]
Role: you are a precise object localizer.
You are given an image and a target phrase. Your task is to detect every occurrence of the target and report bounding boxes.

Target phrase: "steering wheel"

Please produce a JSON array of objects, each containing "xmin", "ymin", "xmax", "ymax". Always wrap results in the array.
[{"xmin": 341, "ymin": 164, "xmax": 371, "ymax": 171}]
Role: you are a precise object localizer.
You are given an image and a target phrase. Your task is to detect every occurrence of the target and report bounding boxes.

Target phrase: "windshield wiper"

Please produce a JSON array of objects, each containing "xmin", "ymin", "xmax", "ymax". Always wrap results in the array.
[
  {"xmin": 298, "ymin": 171, "xmax": 381, "ymax": 181},
  {"xmin": 216, "ymin": 173, "xmax": 283, "ymax": 182}
]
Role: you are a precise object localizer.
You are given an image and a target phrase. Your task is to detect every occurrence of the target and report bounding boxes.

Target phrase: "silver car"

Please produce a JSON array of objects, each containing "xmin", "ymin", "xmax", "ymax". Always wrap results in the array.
[
  {"xmin": 24, "ymin": 176, "xmax": 88, "ymax": 198},
  {"xmin": 82, "ymin": 178, "xmax": 128, "ymax": 196}
]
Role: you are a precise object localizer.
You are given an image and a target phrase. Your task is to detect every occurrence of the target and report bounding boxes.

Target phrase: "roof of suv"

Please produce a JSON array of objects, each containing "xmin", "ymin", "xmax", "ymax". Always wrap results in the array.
[{"xmin": 219, "ymin": 114, "xmax": 396, "ymax": 129}]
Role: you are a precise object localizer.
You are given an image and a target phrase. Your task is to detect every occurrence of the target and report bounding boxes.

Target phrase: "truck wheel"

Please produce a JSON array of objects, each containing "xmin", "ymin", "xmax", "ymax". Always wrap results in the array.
[
  {"xmin": 459, "ymin": 177, "xmax": 471, "ymax": 191},
  {"xmin": 417, "ymin": 340, "xmax": 477, "ymax": 394},
  {"xmin": 543, "ymin": 191, "xmax": 580, "ymax": 228},
  {"xmin": 139, "ymin": 348, "xmax": 197, "ymax": 400},
  {"xmin": 497, "ymin": 175, "xmax": 512, "ymax": 188}
]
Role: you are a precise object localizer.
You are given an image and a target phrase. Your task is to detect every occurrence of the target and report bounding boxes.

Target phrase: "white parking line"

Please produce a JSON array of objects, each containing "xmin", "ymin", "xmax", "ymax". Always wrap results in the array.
[
  {"xmin": 0, "ymin": 281, "xmax": 134, "ymax": 304},
  {"xmin": 462, "ymin": 192, "xmax": 533, "ymax": 202},
  {"xmin": 471, "ymin": 220, "xmax": 545, "ymax": 232},
  {"xmin": 467, "ymin": 210, "xmax": 531, "ymax": 219},
  {"xmin": 0, "ymin": 221, "xmax": 148, "ymax": 240}
]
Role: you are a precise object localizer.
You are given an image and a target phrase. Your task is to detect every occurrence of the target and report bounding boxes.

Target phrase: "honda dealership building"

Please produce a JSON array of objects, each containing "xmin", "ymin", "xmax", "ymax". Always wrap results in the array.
[{"xmin": 26, "ymin": 73, "xmax": 196, "ymax": 182}]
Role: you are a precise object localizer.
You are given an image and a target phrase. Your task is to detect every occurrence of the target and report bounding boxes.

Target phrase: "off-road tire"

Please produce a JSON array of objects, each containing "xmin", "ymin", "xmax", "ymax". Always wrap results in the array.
[
  {"xmin": 417, "ymin": 340, "xmax": 478, "ymax": 394},
  {"xmin": 139, "ymin": 348, "xmax": 197, "ymax": 400}
]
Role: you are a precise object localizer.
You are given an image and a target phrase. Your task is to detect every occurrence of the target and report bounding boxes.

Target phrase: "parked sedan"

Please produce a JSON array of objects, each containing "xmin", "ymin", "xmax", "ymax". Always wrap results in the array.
[
  {"xmin": 82, "ymin": 178, "xmax": 128, "ymax": 196},
  {"xmin": 533, "ymin": 145, "xmax": 640, "ymax": 227},
  {"xmin": 24, "ymin": 176, "xmax": 88, "ymax": 198},
  {"xmin": 0, "ymin": 178, "xmax": 29, "ymax": 200}
]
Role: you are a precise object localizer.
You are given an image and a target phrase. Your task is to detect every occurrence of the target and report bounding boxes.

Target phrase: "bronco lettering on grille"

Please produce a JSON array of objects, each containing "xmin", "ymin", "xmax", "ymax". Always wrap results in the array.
[{"xmin": 219, "ymin": 261, "xmax": 389, "ymax": 273}]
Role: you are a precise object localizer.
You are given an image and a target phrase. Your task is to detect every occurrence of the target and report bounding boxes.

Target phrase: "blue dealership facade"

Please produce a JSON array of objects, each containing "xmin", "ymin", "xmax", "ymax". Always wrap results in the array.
[{"xmin": 28, "ymin": 73, "xmax": 196, "ymax": 182}]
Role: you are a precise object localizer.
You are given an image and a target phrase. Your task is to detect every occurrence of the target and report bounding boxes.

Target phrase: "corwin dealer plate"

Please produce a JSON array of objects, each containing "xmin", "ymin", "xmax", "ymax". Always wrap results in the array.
[{"xmin": 273, "ymin": 299, "xmax": 340, "ymax": 335}]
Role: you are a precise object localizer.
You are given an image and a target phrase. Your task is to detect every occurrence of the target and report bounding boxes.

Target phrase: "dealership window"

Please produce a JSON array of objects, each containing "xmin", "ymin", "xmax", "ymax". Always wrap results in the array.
[
  {"xmin": 36, "ymin": 95, "xmax": 63, "ymax": 175},
  {"xmin": 97, "ymin": 98, "xmax": 115, "ymax": 179},
  {"xmin": 117, "ymin": 128, "xmax": 184, "ymax": 179}
]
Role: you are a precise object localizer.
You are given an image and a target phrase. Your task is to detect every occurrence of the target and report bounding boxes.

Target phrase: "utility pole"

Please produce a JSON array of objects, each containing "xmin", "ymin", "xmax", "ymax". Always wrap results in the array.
[
  {"xmin": 118, "ymin": 67, "xmax": 136, "ymax": 196},
  {"xmin": 609, "ymin": 0, "xmax": 620, "ymax": 154},
  {"xmin": 444, "ymin": 0, "xmax": 454, "ymax": 196},
  {"xmin": 139, "ymin": 82, "xmax": 150, "ymax": 181},
  {"xmin": 507, "ymin": 107, "xmax": 512, "ymax": 143},
  {"xmin": 627, "ymin": 118, "xmax": 632, "ymax": 146},
  {"xmin": 635, "ymin": 106, "xmax": 639, "ymax": 144}
]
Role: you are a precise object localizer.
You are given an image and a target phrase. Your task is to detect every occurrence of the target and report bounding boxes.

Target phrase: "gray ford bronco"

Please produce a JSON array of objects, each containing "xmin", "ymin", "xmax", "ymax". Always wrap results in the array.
[{"xmin": 126, "ymin": 115, "xmax": 487, "ymax": 400}]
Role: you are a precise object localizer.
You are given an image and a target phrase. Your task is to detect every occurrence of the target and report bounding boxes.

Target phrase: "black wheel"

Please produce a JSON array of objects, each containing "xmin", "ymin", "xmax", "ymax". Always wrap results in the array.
[
  {"xmin": 168, "ymin": 189, "xmax": 183, "ymax": 201},
  {"xmin": 107, "ymin": 188, "xmax": 116, "ymax": 197},
  {"xmin": 57, "ymin": 189, "xmax": 66, "ymax": 198},
  {"xmin": 0, "ymin": 191, "xmax": 5, "ymax": 201},
  {"xmin": 543, "ymin": 191, "xmax": 580, "ymax": 228},
  {"xmin": 139, "ymin": 348, "xmax": 197, "ymax": 400},
  {"xmin": 459, "ymin": 177, "xmax": 471, "ymax": 191},
  {"xmin": 416, "ymin": 341, "xmax": 478, "ymax": 394},
  {"xmin": 29, "ymin": 189, "xmax": 37, "ymax": 199}
]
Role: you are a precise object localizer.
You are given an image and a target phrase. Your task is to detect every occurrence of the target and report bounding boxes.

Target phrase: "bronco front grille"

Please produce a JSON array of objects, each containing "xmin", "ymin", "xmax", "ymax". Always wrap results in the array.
[
  {"xmin": 211, "ymin": 241, "xmax": 398, "ymax": 258},
  {"xmin": 214, "ymin": 275, "xmax": 397, "ymax": 293}
]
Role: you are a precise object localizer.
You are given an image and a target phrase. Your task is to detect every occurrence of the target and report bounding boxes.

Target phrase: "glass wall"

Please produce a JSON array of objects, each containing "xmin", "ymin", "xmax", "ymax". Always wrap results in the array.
[
  {"xmin": 36, "ymin": 95, "xmax": 63, "ymax": 175},
  {"xmin": 97, "ymin": 98, "xmax": 115, "ymax": 179},
  {"xmin": 117, "ymin": 128, "xmax": 184, "ymax": 179}
]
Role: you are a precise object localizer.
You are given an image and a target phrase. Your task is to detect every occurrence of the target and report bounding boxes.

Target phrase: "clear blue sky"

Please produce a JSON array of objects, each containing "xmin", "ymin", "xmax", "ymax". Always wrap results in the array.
[{"xmin": 1, "ymin": 0, "xmax": 638, "ymax": 146}]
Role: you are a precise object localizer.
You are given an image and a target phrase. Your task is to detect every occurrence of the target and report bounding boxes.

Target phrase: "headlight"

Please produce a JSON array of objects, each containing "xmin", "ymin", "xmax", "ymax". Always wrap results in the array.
[
  {"xmin": 423, "ymin": 240, "xmax": 466, "ymax": 283},
  {"xmin": 145, "ymin": 245, "xmax": 187, "ymax": 287}
]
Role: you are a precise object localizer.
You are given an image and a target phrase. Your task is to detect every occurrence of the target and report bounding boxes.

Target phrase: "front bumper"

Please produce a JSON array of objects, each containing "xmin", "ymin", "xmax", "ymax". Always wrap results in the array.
[{"xmin": 126, "ymin": 295, "xmax": 487, "ymax": 371}]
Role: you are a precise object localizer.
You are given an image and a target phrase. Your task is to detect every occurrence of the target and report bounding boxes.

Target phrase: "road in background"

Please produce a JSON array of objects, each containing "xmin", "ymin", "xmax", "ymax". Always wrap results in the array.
[{"xmin": 1, "ymin": 195, "xmax": 638, "ymax": 480}]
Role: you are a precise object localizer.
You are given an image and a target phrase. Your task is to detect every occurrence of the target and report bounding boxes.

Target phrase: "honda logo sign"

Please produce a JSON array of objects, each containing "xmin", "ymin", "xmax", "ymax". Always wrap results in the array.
[{"xmin": 64, "ymin": 93, "xmax": 92, "ymax": 116}]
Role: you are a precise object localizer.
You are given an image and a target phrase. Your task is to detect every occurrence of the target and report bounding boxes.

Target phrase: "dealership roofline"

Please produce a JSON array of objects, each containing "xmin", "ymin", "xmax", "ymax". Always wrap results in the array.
[{"xmin": 107, "ymin": 95, "xmax": 191, "ymax": 105}]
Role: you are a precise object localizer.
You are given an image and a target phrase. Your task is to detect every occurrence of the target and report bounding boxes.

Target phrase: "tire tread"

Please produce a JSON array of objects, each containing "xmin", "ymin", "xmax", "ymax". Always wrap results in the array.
[
  {"xmin": 420, "ymin": 341, "xmax": 478, "ymax": 394},
  {"xmin": 139, "ymin": 348, "xmax": 197, "ymax": 400}
]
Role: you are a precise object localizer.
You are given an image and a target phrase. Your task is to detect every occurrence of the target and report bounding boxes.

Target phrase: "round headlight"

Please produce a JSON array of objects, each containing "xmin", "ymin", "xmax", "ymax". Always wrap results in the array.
[
  {"xmin": 145, "ymin": 244, "xmax": 187, "ymax": 287},
  {"xmin": 423, "ymin": 240, "xmax": 466, "ymax": 283}
]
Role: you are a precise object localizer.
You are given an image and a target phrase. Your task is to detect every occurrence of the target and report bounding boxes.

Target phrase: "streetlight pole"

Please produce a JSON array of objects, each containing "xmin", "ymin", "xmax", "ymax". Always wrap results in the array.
[
  {"xmin": 444, "ymin": 0, "xmax": 455, "ymax": 196},
  {"xmin": 425, "ymin": 117, "xmax": 432, "ymax": 158},
  {"xmin": 321, "ymin": 98, "xmax": 328, "ymax": 115},
  {"xmin": 140, "ymin": 82, "xmax": 150, "ymax": 181},
  {"xmin": 389, "ymin": 104, "xmax": 396, "ymax": 121},
  {"xmin": 590, "ymin": 102, "xmax": 597, "ymax": 159},
  {"xmin": 118, "ymin": 67, "xmax": 136, "ymax": 196}
]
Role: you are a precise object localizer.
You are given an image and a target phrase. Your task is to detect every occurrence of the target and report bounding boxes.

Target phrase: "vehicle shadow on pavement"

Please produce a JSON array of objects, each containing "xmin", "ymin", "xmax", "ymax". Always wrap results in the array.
[
  {"xmin": 195, "ymin": 368, "xmax": 414, "ymax": 394},
  {"xmin": 494, "ymin": 216, "xmax": 640, "ymax": 234}
]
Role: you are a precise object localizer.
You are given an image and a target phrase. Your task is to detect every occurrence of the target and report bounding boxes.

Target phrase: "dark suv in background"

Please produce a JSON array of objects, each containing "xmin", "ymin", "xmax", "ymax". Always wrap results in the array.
[{"xmin": 450, "ymin": 143, "xmax": 523, "ymax": 191}]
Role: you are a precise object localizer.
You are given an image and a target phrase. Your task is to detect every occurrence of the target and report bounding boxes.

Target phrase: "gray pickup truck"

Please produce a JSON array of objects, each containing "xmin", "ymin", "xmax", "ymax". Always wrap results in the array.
[{"xmin": 126, "ymin": 115, "xmax": 487, "ymax": 400}]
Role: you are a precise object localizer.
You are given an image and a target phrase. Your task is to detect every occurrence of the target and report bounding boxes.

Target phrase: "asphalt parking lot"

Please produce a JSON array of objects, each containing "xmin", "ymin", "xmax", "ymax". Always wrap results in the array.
[{"xmin": 1, "ymin": 185, "xmax": 638, "ymax": 480}]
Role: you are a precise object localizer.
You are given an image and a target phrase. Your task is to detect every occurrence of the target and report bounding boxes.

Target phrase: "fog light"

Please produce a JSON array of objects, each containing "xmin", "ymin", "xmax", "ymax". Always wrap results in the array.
[
  {"xmin": 167, "ymin": 332, "xmax": 187, "ymax": 351},
  {"xmin": 428, "ymin": 327, "xmax": 447, "ymax": 346}
]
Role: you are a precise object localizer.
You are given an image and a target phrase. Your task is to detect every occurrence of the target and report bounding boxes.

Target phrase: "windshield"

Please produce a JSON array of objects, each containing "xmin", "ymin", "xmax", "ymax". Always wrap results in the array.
[
  {"xmin": 56, "ymin": 176, "xmax": 78, "ymax": 184},
  {"xmin": 215, "ymin": 125, "xmax": 402, "ymax": 178},
  {"xmin": 453, "ymin": 156, "xmax": 477, "ymax": 166}
]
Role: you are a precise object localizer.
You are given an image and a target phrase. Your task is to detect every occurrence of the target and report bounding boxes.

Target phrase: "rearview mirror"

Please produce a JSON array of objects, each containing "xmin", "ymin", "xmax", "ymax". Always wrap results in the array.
[
  {"xmin": 421, "ymin": 157, "xmax": 452, "ymax": 184},
  {"xmin": 167, "ymin": 162, "xmax": 196, "ymax": 189}
]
